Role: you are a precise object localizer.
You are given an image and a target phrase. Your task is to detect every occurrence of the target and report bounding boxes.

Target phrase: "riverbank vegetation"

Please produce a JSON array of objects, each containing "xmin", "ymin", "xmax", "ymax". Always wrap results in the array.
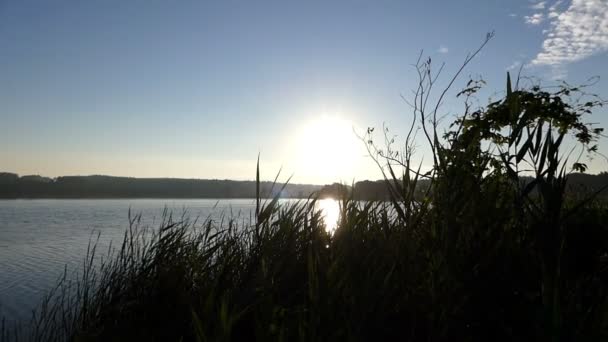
[{"xmin": 3, "ymin": 37, "xmax": 608, "ymax": 341}]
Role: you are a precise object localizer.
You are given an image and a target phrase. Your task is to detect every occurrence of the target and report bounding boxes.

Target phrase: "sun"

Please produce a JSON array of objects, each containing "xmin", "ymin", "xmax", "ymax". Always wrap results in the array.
[{"xmin": 293, "ymin": 115, "xmax": 361, "ymax": 183}]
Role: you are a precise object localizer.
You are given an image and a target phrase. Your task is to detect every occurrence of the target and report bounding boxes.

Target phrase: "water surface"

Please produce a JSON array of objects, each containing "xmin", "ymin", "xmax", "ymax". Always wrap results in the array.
[{"xmin": 0, "ymin": 198, "xmax": 339, "ymax": 322}]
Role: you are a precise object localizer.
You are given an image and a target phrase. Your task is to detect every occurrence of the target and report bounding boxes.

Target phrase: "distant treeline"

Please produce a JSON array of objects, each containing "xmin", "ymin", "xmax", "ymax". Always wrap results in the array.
[
  {"xmin": 1, "ymin": 172, "xmax": 607, "ymax": 199},
  {"xmin": 317, "ymin": 172, "xmax": 608, "ymax": 200},
  {"xmin": 0, "ymin": 173, "xmax": 322, "ymax": 199}
]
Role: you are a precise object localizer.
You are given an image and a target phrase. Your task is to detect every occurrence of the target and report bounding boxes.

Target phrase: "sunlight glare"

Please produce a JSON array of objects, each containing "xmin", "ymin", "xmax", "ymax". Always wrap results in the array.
[
  {"xmin": 294, "ymin": 115, "xmax": 360, "ymax": 183},
  {"xmin": 318, "ymin": 198, "xmax": 340, "ymax": 233}
]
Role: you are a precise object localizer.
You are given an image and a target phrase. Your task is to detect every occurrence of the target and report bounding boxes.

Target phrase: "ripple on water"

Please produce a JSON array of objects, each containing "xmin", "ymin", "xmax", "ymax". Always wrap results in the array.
[{"xmin": 0, "ymin": 199, "xmax": 271, "ymax": 322}]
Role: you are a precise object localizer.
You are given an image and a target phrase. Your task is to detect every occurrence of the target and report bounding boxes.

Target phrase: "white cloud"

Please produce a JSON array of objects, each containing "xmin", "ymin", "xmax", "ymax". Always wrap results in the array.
[
  {"xmin": 438, "ymin": 46, "xmax": 449, "ymax": 54},
  {"xmin": 531, "ymin": 1, "xmax": 547, "ymax": 9},
  {"xmin": 509, "ymin": 13, "xmax": 518, "ymax": 18},
  {"xmin": 547, "ymin": 0, "xmax": 564, "ymax": 17},
  {"xmin": 525, "ymin": 13, "xmax": 545, "ymax": 25},
  {"xmin": 531, "ymin": 0, "xmax": 608, "ymax": 67}
]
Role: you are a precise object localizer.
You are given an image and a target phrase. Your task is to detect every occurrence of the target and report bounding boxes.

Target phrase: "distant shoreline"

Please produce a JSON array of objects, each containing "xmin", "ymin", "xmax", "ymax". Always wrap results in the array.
[
  {"xmin": 0, "ymin": 173, "xmax": 326, "ymax": 200},
  {"xmin": 2, "ymin": 171, "xmax": 607, "ymax": 201}
]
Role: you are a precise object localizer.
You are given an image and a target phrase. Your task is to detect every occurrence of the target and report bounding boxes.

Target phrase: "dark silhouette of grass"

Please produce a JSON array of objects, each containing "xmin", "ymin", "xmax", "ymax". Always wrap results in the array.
[
  {"xmin": 3, "ymin": 162, "xmax": 607, "ymax": 341},
  {"xmin": 3, "ymin": 39, "xmax": 608, "ymax": 340}
]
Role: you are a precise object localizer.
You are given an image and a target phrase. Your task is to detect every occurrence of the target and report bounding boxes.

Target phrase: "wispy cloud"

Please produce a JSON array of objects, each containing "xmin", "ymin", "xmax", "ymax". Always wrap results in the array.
[
  {"xmin": 525, "ymin": 13, "xmax": 545, "ymax": 25},
  {"xmin": 438, "ymin": 46, "xmax": 449, "ymax": 54},
  {"xmin": 530, "ymin": 1, "xmax": 547, "ymax": 10},
  {"xmin": 531, "ymin": 0, "xmax": 608, "ymax": 67},
  {"xmin": 509, "ymin": 13, "xmax": 518, "ymax": 18},
  {"xmin": 547, "ymin": 0, "xmax": 563, "ymax": 18}
]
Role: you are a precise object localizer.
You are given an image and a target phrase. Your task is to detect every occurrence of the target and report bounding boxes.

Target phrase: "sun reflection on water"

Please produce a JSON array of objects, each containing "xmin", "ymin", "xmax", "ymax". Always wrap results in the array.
[{"xmin": 317, "ymin": 198, "xmax": 340, "ymax": 233}]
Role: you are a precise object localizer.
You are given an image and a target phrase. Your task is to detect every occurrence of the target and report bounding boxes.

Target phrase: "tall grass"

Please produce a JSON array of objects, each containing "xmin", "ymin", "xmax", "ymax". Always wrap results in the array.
[
  {"xmin": 3, "ymin": 64, "xmax": 608, "ymax": 340},
  {"xmin": 3, "ymin": 168, "xmax": 607, "ymax": 341}
]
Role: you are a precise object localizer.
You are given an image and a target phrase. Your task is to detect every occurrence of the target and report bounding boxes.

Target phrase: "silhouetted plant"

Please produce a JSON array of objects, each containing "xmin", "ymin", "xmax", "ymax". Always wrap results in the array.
[{"xmin": 3, "ymin": 35, "xmax": 608, "ymax": 342}]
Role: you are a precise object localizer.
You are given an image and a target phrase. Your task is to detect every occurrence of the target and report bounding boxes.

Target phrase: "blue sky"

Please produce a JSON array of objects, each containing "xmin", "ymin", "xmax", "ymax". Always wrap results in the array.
[{"xmin": 1, "ymin": 0, "xmax": 607, "ymax": 184}]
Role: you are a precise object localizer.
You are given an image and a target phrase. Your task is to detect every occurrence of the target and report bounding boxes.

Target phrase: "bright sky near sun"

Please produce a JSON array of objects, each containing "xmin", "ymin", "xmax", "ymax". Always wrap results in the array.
[{"xmin": 1, "ymin": 0, "xmax": 608, "ymax": 184}]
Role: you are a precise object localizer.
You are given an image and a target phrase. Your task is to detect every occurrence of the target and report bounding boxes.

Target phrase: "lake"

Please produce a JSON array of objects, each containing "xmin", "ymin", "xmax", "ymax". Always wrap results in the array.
[{"xmin": 0, "ymin": 198, "xmax": 338, "ymax": 323}]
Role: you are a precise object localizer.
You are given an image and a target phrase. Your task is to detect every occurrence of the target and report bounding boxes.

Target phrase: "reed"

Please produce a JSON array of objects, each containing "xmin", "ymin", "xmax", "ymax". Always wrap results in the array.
[
  {"xmin": 4, "ymin": 161, "xmax": 606, "ymax": 341},
  {"xmin": 3, "ymin": 54, "xmax": 608, "ymax": 340}
]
